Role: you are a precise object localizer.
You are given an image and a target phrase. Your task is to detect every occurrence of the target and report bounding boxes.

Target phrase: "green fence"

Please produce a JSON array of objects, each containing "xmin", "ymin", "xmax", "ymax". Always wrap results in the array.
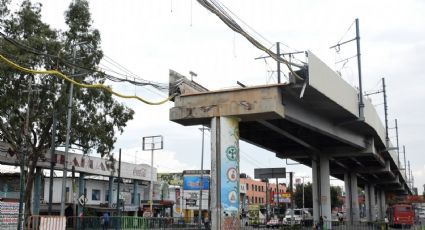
[{"xmin": 66, "ymin": 216, "xmax": 202, "ymax": 229}]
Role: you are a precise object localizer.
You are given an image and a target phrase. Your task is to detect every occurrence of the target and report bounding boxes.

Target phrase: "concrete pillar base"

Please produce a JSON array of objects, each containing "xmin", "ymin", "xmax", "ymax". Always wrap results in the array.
[
  {"xmin": 312, "ymin": 156, "xmax": 331, "ymax": 229},
  {"xmin": 369, "ymin": 184, "xmax": 376, "ymax": 221},
  {"xmin": 364, "ymin": 184, "xmax": 370, "ymax": 222},
  {"xmin": 380, "ymin": 190, "xmax": 386, "ymax": 221},
  {"xmin": 344, "ymin": 173, "xmax": 352, "ymax": 223},
  {"xmin": 350, "ymin": 173, "xmax": 360, "ymax": 223},
  {"xmin": 211, "ymin": 117, "xmax": 240, "ymax": 230},
  {"xmin": 376, "ymin": 189, "xmax": 382, "ymax": 221}
]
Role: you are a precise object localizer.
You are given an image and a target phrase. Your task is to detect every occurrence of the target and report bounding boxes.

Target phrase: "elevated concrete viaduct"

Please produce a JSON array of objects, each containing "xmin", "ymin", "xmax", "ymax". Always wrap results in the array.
[{"xmin": 170, "ymin": 51, "xmax": 411, "ymax": 229}]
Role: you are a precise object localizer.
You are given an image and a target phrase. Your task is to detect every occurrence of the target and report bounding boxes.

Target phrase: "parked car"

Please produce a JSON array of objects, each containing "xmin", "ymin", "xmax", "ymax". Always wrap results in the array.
[
  {"xmin": 266, "ymin": 218, "xmax": 280, "ymax": 228},
  {"xmin": 418, "ymin": 211, "xmax": 425, "ymax": 219},
  {"xmin": 282, "ymin": 209, "xmax": 312, "ymax": 225}
]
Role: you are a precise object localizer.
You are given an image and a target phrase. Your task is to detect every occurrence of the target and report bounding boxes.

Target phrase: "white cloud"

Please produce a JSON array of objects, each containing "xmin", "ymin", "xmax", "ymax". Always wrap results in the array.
[{"xmin": 117, "ymin": 147, "xmax": 196, "ymax": 173}]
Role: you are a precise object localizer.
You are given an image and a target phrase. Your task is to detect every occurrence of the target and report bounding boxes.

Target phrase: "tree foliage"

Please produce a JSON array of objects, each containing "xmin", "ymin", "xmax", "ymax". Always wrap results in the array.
[
  {"xmin": 294, "ymin": 183, "xmax": 343, "ymax": 209},
  {"xmin": 330, "ymin": 186, "xmax": 343, "ymax": 208},
  {"xmin": 294, "ymin": 182, "xmax": 313, "ymax": 208},
  {"xmin": 0, "ymin": 0, "xmax": 134, "ymax": 215}
]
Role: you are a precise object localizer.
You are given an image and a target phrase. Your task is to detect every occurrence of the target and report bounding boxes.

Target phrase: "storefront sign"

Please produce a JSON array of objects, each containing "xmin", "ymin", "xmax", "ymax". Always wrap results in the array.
[
  {"xmin": 183, "ymin": 176, "xmax": 209, "ymax": 190},
  {"xmin": 0, "ymin": 141, "xmax": 156, "ymax": 181},
  {"xmin": 0, "ymin": 201, "xmax": 23, "ymax": 229},
  {"xmin": 182, "ymin": 190, "xmax": 209, "ymax": 210}
]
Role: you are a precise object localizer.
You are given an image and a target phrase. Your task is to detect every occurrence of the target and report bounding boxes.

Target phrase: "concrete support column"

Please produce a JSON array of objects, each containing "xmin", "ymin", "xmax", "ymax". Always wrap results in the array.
[
  {"xmin": 344, "ymin": 173, "xmax": 352, "ymax": 223},
  {"xmin": 364, "ymin": 184, "xmax": 370, "ymax": 222},
  {"xmin": 108, "ymin": 176, "xmax": 113, "ymax": 207},
  {"xmin": 211, "ymin": 117, "xmax": 240, "ymax": 230},
  {"xmin": 350, "ymin": 173, "xmax": 360, "ymax": 223},
  {"xmin": 133, "ymin": 180, "xmax": 138, "ymax": 205},
  {"xmin": 369, "ymin": 185, "xmax": 376, "ymax": 221},
  {"xmin": 312, "ymin": 156, "xmax": 332, "ymax": 228},
  {"xmin": 312, "ymin": 159, "xmax": 320, "ymax": 222},
  {"xmin": 32, "ymin": 167, "xmax": 42, "ymax": 215},
  {"xmin": 319, "ymin": 155, "xmax": 332, "ymax": 228},
  {"xmin": 376, "ymin": 189, "xmax": 382, "ymax": 220},
  {"xmin": 380, "ymin": 190, "xmax": 386, "ymax": 220}
]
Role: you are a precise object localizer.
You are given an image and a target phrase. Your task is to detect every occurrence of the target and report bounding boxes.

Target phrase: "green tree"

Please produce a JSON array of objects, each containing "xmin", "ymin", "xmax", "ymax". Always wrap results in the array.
[
  {"xmin": 0, "ymin": 0, "xmax": 134, "ymax": 217},
  {"xmin": 294, "ymin": 183, "xmax": 343, "ymax": 209},
  {"xmin": 294, "ymin": 182, "xmax": 313, "ymax": 208},
  {"xmin": 330, "ymin": 186, "xmax": 343, "ymax": 209}
]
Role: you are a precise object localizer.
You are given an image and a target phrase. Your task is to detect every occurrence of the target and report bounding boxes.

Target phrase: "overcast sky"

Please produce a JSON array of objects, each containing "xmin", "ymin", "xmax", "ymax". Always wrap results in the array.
[{"xmin": 5, "ymin": 0, "xmax": 424, "ymax": 193}]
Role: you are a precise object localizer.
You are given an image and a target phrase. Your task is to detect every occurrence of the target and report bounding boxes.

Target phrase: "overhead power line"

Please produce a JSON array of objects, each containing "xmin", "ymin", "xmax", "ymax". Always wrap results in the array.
[
  {"xmin": 196, "ymin": 0, "xmax": 306, "ymax": 81},
  {"xmin": 0, "ymin": 31, "xmax": 168, "ymax": 91},
  {"xmin": 0, "ymin": 53, "xmax": 176, "ymax": 105}
]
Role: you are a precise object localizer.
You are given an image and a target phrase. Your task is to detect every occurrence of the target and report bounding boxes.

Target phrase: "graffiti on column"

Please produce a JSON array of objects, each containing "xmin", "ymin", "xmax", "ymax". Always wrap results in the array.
[{"xmin": 220, "ymin": 117, "xmax": 240, "ymax": 229}]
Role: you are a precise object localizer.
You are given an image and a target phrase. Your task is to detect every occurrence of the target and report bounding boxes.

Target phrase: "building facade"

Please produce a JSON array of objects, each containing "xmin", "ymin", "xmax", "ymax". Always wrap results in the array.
[{"xmin": 240, "ymin": 176, "xmax": 287, "ymax": 207}]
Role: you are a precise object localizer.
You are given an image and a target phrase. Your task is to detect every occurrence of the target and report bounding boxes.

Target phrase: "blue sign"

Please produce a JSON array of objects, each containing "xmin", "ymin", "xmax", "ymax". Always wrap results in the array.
[{"xmin": 183, "ymin": 176, "xmax": 209, "ymax": 190}]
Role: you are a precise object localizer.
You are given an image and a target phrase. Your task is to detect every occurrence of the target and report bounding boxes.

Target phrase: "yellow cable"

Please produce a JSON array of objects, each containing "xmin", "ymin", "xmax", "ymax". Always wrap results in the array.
[{"xmin": 0, "ymin": 53, "xmax": 175, "ymax": 105}]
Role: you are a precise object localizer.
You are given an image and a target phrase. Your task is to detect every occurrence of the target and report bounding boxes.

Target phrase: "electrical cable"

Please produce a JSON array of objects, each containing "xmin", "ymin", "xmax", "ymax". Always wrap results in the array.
[
  {"xmin": 196, "ymin": 0, "xmax": 305, "ymax": 81},
  {"xmin": 336, "ymin": 19, "xmax": 356, "ymax": 45},
  {"xmin": 0, "ymin": 53, "xmax": 176, "ymax": 105},
  {"xmin": 210, "ymin": 0, "xmax": 273, "ymax": 46},
  {"xmin": 0, "ymin": 31, "xmax": 168, "ymax": 91}
]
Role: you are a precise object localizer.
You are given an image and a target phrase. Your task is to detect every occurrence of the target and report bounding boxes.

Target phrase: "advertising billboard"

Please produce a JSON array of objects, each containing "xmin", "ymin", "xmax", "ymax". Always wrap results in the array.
[{"xmin": 183, "ymin": 175, "xmax": 209, "ymax": 190}]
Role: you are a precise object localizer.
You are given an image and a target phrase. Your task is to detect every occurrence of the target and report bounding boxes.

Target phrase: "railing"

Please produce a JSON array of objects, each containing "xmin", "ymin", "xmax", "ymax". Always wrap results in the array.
[
  {"xmin": 23, "ymin": 216, "xmax": 425, "ymax": 229},
  {"xmin": 64, "ymin": 216, "xmax": 208, "ymax": 229},
  {"xmin": 240, "ymin": 219, "xmax": 425, "ymax": 229}
]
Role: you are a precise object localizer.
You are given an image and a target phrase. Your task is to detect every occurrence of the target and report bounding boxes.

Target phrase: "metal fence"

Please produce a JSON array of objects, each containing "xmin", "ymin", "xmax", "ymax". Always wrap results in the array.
[
  {"xmin": 64, "ymin": 216, "xmax": 207, "ymax": 229},
  {"xmin": 24, "ymin": 216, "xmax": 425, "ymax": 229},
  {"xmin": 239, "ymin": 220, "xmax": 425, "ymax": 230}
]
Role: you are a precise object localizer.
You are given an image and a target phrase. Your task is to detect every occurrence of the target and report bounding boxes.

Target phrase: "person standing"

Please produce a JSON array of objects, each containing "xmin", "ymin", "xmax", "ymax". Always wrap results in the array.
[{"xmin": 101, "ymin": 212, "xmax": 110, "ymax": 230}]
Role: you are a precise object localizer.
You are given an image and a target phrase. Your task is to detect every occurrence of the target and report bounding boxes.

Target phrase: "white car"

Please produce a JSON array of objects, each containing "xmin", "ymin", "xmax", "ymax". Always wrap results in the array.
[
  {"xmin": 266, "ymin": 219, "xmax": 281, "ymax": 228},
  {"xmin": 282, "ymin": 209, "xmax": 312, "ymax": 225},
  {"xmin": 419, "ymin": 212, "xmax": 425, "ymax": 219}
]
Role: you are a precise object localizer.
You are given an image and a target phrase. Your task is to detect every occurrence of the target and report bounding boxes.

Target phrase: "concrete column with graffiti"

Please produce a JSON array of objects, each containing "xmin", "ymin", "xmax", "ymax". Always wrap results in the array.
[{"xmin": 211, "ymin": 116, "xmax": 240, "ymax": 230}]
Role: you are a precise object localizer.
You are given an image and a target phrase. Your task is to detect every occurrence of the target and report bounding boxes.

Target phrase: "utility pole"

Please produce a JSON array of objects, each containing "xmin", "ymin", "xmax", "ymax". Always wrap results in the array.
[
  {"xmin": 264, "ymin": 179, "xmax": 269, "ymax": 220},
  {"xmin": 17, "ymin": 76, "xmax": 33, "ymax": 230},
  {"xmin": 276, "ymin": 42, "xmax": 281, "ymax": 83},
  {"xmin": 60, "ymin": 45, "xmax": 77, "ymax": 216},
  {"xmin": 382, "ymin": 78, "xmax": 389, "ymax": 147},
  {"xmin": 116, "ymin": 149, "xmax": 122, "ymax": 228},
  {"xmin": 403, "ymin": 146, "xmax": 407, "ymax": 180},
  {"xmin": 198, "ymin": 126, "xmax": 208, "ymax": 227},
  {"xmin": 142, "ymin": 135, "xmax": 163, "ymax": 216},
  {"xmin": 289, "ymin": 172, "xmax": 294, "ymax": 227},
  {"xmin": 330, "ymin": 18, "xmax": 364, "ymax": 120},
  {"xmin": 276, "ymin": 178, "xmax": 279, "ymax": 215},
  {"xmin": 149, "ymin": 143, "xmax": 154, "ymax": 213},
  {"xmin": 48, "ymin": 112, "xmax": 57, "ymax": 215},
  {"xmin": 395, "ymin": 119, "xmax": 400, "ymax": 167},
  {"xmin": 355, "ymin": 18, "xmax": 365, "ymax": 120},
  {"xmin": 408, "ymin": 161, "xmax": 411, "ymax": 189},
  {"xmin": 299, "ymin": 176, "xmax": 309, "ymax": 211}
]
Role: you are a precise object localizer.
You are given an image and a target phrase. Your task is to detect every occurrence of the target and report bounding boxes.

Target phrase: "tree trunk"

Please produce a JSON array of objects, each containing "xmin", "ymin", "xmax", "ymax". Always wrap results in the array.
[{"xmin": 23, "ymin": 151, "xmax": 39, "ymax": 221}]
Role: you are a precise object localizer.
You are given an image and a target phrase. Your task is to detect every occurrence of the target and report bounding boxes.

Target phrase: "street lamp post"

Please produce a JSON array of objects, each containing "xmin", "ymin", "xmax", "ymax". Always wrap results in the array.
[
  {"xmin": 299, "ymin": 176, "xmax": 309, "ymax": 211},
  {"xmin": 142, "ymin": 135, "xmax": 163, "ymax": 216},
  {"xmin": 198, "ymin": 126, "xmax": 209, "ymax": 227},
  {"xmin": 116, "ymin": 149, "xmax": 122, "ymax": 229}
]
